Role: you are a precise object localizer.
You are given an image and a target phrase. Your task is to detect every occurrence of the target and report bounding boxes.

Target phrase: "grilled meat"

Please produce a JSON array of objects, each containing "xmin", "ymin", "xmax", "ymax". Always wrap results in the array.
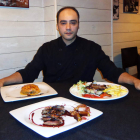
[
  {"xmin": 84, "ymin": 82, "xmax": 107, "ymax": 94},
  {"xmin": 41, "ymin": 104, "xmax": 90, "ymax": 125},
  {"xmin": 70, "ymin": 104, "xmax": 90, "ymax": 121},
  {"xmin": 74, "ymin": 104, "xmax": 90, "ymax": 116},
  {"xmin": 86, "ymin": 83, "xmax": 107, "ymax": 90},
  {"xmin": 70, "ymin": 110, "xmax": 82, "ymax": 121},
  {"xmin": 42, "ymin": 105, "xmax": 65, "ymax": 126},
  {"xmin": 43, "ymin": 116, "xmax": 63, "ymax": 126}
]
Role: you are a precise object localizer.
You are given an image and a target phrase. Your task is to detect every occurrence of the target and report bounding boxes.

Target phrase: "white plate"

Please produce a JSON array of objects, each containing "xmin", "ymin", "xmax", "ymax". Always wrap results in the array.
[
  {"xmin": 9, "ymin": 97, "xmax": 103, "ymax": 138},
  {"xmin": 69, "ymin": 82, "xmax": 129, "ymax": 101},
  {"xmin": 1, "ymin": 82, "xmax": 58, "ymax": 102}
]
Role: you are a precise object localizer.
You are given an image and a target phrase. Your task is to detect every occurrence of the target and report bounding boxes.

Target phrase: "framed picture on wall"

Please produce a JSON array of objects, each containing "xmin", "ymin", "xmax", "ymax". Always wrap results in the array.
[
  {"xmin": 113, "ymin": 0, "xmax": 119, "ymax": 20},
  {"xmin": 123, "ymin": 0, "xmax": 139, "ymax": 13},
  {"xmin": 0, "ymin": 0, "xmax": 29, "ymax": 8}
]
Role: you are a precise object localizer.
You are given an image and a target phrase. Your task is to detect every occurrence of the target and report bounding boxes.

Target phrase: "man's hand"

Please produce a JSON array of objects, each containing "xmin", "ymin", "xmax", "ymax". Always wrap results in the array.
[
  {"xmin": 118, "ymin": 72, "xmax": 140, "ymax": 90},
  {"xmin": 0, "ymin": 79, "xmax": 4, "ymax": 88},
  {"xmin": 133, "ymin": 78, "xmax": 140, "ymax": 90}
]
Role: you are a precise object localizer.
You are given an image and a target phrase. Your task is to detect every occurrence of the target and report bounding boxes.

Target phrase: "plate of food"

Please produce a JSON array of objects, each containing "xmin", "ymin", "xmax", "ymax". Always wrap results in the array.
[
  {"xmin": 69, "ymin": 81, "xmax": 129, "ymax": 101},
  {"xmin": 9, "ymin": 97, "xmax": 103, "ymax": 138},
  {"xmin": 1, "ymin": 82, "xmax": 58, "ymax": 102}
]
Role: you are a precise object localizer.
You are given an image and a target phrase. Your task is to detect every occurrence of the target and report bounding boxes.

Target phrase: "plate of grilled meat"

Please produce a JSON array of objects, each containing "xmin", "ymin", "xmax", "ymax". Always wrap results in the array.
[
  {"xmin": 70, "ymin": 81, "xmax": 129, "ymax": 101},
  {"xmin": 9, "ymin": 97, "xmax": 103, "ymax": 138}
]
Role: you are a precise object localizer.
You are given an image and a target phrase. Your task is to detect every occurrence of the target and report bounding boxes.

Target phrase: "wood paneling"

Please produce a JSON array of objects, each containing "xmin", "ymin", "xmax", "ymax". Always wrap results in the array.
[
  {"xmin": 102, "ymin": 45, "xmax": 111, "ymax": 56},
  {"xmin": 0, "ymin": 0, "xmax": 46, "ymax": 82},
  {"xmin": 0, "ymin": 36, "xmax": 44, "ymax": 54},
  {"xmin": 78, "ymin": 8, "xmax": 111, "ymax": 22},
  {"xmin": 0, "ymin": 7, "xmax": 44, "ymax": 21},
  {"xmin": 44, "ymin": 35, "xmax": 56, "ymax": 42},
  {"xmin": 78, "ymin": 22, "xmax": 111, "ymax": 35},
  {"xmin": 57, "ymin": 6, "xmax": 111, "ymax": 22},
  {"xmin": 43, "ymin": 0, "xmax": 54, "ymax": 7},
  {"xmin": 57, "ymin": 0, "xmax": 111, "ymax": 9},
  {"xmin": 44, "ymin": 21, "xmax": 56, "ymax": 35},
  {"xmin": 0, "ymin": 67, "xmax": 24, "ymax": 79},
  {"xmin": 114, "ymin": 23, "xmax": 140, "ymax": 33},
  {"xmin": 44, "ymin": 6, "xmax": 55, "ymax": 21},
  {"xmin": 113, "ymin": 41, "xmax": 140, "ymax": 53},
  {"xmin": 114, "ymin": 32, "xmax": 140, "ymax": 43},
  {"xmin": 114, "ymin": 13, "xmax": 140, "ymax": 23},
  {"xmin": 0, "ymin": 51, "xmax": 36, "ymax": 70},
  {"xmin": 0, "ymin": 22, "xmax": 44, "ymax": 37},
  {"xmin": 30, "ymin": 0, "xmax": 43, "ymax": 7},
  {"xmin": 79, "ymin": 34, "xmax": 111, "ymax": 46}
]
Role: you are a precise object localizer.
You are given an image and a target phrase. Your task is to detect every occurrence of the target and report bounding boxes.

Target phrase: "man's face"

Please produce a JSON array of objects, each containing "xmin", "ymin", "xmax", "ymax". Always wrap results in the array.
[{"xmin": 57, "ymin": 9, "xmax": 79, "ymax": 45}]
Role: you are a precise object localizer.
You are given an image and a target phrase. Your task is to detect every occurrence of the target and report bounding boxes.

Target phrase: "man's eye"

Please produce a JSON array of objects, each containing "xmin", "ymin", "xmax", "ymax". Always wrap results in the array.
[
  {"xmin": 61, "ymin": 22, "xmax": 66, "ymax": 25},
  {"xmin": 70, "ymin": 22, "xmax": 77, "ymax": 25}
]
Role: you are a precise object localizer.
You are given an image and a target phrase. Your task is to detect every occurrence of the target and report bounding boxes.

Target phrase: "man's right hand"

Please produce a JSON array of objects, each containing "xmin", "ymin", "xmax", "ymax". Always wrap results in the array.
[
  {"xmin": 0, "ymin": 79, "xmax": 4, "ymax": 88},
  {"xmin": 0, "ymin": 72, "xmax": 23, "ymax": 88}
]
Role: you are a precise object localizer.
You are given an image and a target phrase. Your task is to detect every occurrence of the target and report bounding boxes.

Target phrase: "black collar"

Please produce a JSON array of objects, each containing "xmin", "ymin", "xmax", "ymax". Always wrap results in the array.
[{"xmin": 58, "ymin": 36, "xmax": 79, "ymax": 50}]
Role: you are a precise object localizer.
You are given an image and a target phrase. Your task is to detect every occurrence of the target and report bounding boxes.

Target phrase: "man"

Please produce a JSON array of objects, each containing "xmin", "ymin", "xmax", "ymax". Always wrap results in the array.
[{"xmin": 0, "ymin": 6, "xmax": 140, "ymax": 90}]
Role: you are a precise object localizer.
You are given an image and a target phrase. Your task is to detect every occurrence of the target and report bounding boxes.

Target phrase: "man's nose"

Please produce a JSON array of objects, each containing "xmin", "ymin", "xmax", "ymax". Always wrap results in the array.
[{"xmin": 66, "ymin": 23, "xmax": 71, "ymax": 30}]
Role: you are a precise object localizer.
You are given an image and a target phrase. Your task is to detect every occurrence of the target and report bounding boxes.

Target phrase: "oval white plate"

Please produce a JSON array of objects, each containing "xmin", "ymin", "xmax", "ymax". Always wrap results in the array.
[{"xmin": 69, "ymin": 82, "xmax": 129, "ymax": 101}]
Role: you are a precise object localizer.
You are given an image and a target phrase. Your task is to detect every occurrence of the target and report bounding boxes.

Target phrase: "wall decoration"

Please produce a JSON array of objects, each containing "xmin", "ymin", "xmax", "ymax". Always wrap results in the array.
[
  {"xmin": 0, "ymin": 0, "xmax": 29, "ymax": 8},
  {"xmin": 113, "ymin": 0, "xmax": 119, "ymax": 20},
  {"xmin": 123, "ymin": 0, "xmax": 139, "ymax": 13}
]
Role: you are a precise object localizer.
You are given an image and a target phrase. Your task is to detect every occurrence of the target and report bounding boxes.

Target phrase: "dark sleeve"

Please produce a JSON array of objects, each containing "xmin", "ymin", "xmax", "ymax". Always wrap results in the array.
[
  {"xmin": 96, "ymin": 45, "xmax": 124, "ymax": 83},
  {"xmin": 17, "ymin": 46, "xmax": 45, "ymax": 83}
]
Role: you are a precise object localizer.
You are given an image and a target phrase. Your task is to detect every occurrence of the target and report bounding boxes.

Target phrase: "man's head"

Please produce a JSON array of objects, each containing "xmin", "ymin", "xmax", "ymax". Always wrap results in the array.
[
  {"xmin": 57, "ymin": 7, "xmax": 80, "ymax": 23},
  {"xmin": 56, "ymin": 7, "xmax": 80, "ymax": 45}
]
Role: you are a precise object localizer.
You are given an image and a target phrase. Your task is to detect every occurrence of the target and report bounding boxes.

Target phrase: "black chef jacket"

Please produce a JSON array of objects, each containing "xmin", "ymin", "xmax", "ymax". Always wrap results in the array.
[{"xmin": 18, "ymin": 36, "xmax": 124, "ymax": 83}]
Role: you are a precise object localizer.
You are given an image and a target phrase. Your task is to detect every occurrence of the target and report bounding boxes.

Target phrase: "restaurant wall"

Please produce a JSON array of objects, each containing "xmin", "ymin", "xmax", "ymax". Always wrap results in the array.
[
  {"xmin": 0, "ymin": 0, "xmax": 55, "ymax": 82},
  {"xmin": 113, "ymin": 0, "xmax": 140, "ymax": 75},
  {"xmin": 0, "ymin": 0, "xmax": 112, "ymax": 83}
]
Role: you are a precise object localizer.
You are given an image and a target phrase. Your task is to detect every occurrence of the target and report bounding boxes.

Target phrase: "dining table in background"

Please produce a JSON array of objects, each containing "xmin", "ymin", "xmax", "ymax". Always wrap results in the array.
[{"xmin": 0, "ymin": 82, "xmax": 140, "ymax": 140}]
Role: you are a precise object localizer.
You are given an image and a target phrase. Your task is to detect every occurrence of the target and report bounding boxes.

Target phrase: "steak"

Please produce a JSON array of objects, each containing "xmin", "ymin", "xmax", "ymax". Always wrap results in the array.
[{"xmin": 42, "ymin": 105, "xmax": 65, "ymax": 126}]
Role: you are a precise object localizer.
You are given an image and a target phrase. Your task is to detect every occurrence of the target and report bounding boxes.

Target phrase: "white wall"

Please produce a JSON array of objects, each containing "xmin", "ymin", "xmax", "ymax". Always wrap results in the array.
[
  {"xmin": 113, "ymin": 0, "xmax": 140, "ymax": 75},
  {"xmin": 0, "ymin": 0, "xmax": 49, "ymax": 82},
  {"xmin": 0, "ymin": 0, "xmax": 112, "ymax": 83}
]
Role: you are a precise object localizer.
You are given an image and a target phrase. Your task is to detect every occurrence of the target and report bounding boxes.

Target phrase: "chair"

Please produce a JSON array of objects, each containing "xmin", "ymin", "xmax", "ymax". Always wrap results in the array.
[{"xmin": 121, "ymin": 46, "xmax": 140, "ymax": 78}]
